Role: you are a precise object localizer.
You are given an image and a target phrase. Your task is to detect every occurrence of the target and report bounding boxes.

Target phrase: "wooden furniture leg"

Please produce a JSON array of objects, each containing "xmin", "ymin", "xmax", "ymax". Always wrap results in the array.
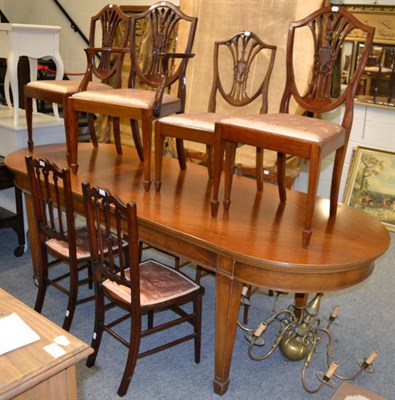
[{"xmin": 214, "ymin": 269, "xmax": 243, "ymax": 395}]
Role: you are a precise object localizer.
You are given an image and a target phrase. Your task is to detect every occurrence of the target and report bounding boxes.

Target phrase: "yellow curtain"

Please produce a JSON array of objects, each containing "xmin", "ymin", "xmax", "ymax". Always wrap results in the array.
[{"xmin": 178, "ymin": 0, "xmax": 325, "ymax": 115}]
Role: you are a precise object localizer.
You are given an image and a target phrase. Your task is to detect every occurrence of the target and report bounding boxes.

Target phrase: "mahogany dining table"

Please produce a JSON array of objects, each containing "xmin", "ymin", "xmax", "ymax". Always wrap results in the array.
[{"xmin": 5, "ymin": 143, "xmax": 390, "ymax": 395}]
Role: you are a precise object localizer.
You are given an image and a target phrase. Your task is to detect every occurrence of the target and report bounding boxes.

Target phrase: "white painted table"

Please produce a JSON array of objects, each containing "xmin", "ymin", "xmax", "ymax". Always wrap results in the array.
[{"xmin": 0, "ymin": 23, "xmax": 64, "ymax": 125}]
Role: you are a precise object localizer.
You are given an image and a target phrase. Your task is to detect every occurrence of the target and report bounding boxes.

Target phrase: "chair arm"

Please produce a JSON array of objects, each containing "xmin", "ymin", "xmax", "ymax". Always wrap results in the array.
[{"xmin": 152, "ymin": 53, "xmax": 195, "ymax": 117}]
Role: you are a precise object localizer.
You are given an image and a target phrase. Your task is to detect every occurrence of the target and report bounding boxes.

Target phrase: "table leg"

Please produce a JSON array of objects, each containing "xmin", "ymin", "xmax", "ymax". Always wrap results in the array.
[{"xmin": 213, "ymin": 272, "xmax": 243, "ymax": 395}]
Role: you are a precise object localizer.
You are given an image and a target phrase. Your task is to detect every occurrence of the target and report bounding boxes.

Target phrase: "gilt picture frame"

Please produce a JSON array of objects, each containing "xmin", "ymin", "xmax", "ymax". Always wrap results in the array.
[{"xmin": 343, "ymin": 146, "xmax": 395, "ymax": 231}]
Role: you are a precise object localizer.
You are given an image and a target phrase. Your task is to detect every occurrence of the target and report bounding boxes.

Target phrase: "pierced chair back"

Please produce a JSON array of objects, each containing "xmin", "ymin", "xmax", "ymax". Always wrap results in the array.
[
  {"xmin": 82, "ymin": 182, "xmax": 204, "ymax": 396},
  {"xmin": 211, "ymin": 6, "xmax": 375, "ymax": 248},
  {"xmin": 25, "ymin": 4, "xmax": 131, "ymax": 153},
  {"xmin": 280, "ymin": 5, "xmax": 375, "ymax": 136},
  {"xmin": 25, "ymin": 156, "xmax": 93, "ymax": 331},
  {"xmin": 78, "ymin": 4, "xmax": 131, "ymax": 92},
  {"xmin": 129, "ymin": 2, "xmax": 198, "ymax": 116},
  {"xmin": 209, "ymin": 31, "xmax": 276, "ymax": 113},
  {"xmin": 154, "ymin": 31, "xmax": 276, "ymax": 191}
]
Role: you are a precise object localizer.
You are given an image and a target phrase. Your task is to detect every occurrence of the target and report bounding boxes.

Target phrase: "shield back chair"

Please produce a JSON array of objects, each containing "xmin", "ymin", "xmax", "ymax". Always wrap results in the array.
[
  {"xmin": 25, "ymin": 155, "xmax": 95, "ymax": 331},
  {"xmin": 24, "ymin": 4, "xmax": 132, "ymax": 154},
  {"xmin": 82, "ymin": 183, "xmax": 204, "ymax": 397},
  {"xmin": 211, "ymin": 5, "xmax": 375, "ymax": 248},
  {"xmin": 154, "ymin": 31, "xmax": 277, "ymax": 192},
  {"xmin": 67, "ymin": 2, "xmax": 198, "ymax": 191}
]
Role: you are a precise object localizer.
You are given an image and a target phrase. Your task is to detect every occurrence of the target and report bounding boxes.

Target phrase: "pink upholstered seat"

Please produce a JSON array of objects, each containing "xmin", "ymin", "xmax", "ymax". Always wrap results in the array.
[
  {"xmin": 25, "ymin": 80, "xmax": 111, "ymax": 95},
  {"xmin": 71, "ymin": 88, "xmax": 180, "ymax": 111},
  {"xmin": 103, "ymin": 260, "xmax": 200, "ymax": 306},
  {"xmin": 219, "ymin": 114, "xmax": 344, "ymax": 144}
]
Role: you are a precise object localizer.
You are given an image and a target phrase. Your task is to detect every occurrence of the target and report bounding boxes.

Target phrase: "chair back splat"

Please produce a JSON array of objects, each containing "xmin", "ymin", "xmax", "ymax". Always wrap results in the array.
[
  {"xmin": 82, "ymin": 183, "xmax": 204, "ymax": 397},
  {"xmin": 211, "ymin": 6, "xmax": 375, "ymax": 248}
]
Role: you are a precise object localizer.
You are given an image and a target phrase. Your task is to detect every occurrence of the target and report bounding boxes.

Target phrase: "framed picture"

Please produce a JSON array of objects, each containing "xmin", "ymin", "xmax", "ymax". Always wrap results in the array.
[{"xmin": 343, "ymin": 146, "xmax": 395, "ymax": 231}]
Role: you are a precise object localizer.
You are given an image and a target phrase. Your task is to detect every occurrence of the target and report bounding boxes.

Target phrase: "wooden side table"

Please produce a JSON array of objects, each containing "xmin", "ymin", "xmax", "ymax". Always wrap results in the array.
[
  {"xmin": 0, "ymin": 155, "xmax": 25, "ymax": 256},
  {"xmin": 0, "ymin": 289, "xmax": 93, "ymax": 400}
]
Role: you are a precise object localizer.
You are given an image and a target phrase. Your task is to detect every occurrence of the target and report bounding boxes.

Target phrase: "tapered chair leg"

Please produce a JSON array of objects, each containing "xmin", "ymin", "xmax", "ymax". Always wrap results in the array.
[
  {"xmin": 194, "ymin": 295, "xmax": 202, "ymax": 363},
  {"xmin": 223, "ymin": 142, "xmax": 237, "ymax": 212},
  {"xmin": 329, "ymin": 146, "xmax": 346, "ymax": 218},
  {"xmin": 25, "ymin": 96, "xmax": 34, "ymax": 152},
  {"xmin": 86, "ymin": 292, "xmax": 106, "ymax": 368},
  {"xmin": 211, "ymin": 130, "xmax": 226, "ymax": 217},
  {"xmin": 256, "ymin": 147, "xmax": 264, "ymax": 192},
  {"xmin": 130, "ymin": 119, "xmax": 144, "ymax": 162},
  {"xmin": 176, "ymin": 138, "xmax": 187, "ymax": 170},
  {"xmin": 277, "ymin": 152, "xmax": 287, "ymax": 203},
  {"xmin": 154, "ymin": 123, "xmax": 166, "ymax": 192},
  {"xmin": 117, "ymin": 318, "xmax": 141, "ymax": 397},
  {"xmin": 113, "ymin": 117, "xmax": 123, "ymax": 155},
  {"xmin": 303, "ymin": 150, "xmax": 322, "ymax": 248},
  {"xmin": 62, "ymin": 265, "xmax": 79, "ymax": 331}
]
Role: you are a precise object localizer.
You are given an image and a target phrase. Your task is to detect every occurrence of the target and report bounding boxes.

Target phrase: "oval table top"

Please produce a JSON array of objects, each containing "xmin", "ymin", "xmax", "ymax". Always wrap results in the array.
[{"xmin": 5, "ymin": 143, "xmax": 391, "ymax": 293}]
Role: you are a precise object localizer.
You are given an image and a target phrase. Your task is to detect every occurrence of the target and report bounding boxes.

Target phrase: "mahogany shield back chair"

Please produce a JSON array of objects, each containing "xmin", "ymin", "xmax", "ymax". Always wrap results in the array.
[
  {"xmin": 68, "ymin": 2, "xmax": 198, "ymax": 191},
  {"xmin": 24, "ymin": 4, "xmax": 131, "ymax": 154},
  {"xmin": 82, "ymin": 183, "xmax": 204, "ymax": 397},
  {"xmin": 25, "ymin": 155, "xmax": 94, "ymax": 331},
  {"xmin": 154, "ymin": 31, "xmax": 277, "ymax": 192},
  {"xmin": 211, "ymin": 5, "xmax": 375, "ymax": 248}
]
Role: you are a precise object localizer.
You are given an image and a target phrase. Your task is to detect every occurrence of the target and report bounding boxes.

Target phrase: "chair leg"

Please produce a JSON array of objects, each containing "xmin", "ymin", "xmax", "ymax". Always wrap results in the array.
[
  {"xmin": 86, "ymin": 290, "xmax": 106, "ymax": 368},
  {"xmin": 277, "ymin": 152, "xmax": 287, "ymax": 203},
  {"xmin": 255, "ymin": 147, "xmax": 264, "ymax": 192},
  {"xmin": 211, "ymin": 129, "xmax": 226, "ymax": 217},
  {"xmin": 154, "ymin": 123, "xmax": 166, "ymax": 192},
  {"xmin": 34, "ymin": 247, "xmax": 48, "ymax": 313},
  {"xmin": 206, "ymin": 144, "xmax": 213, "ymax": 179},
  {"xmin": 62, "ymin": 261, "xmax": 79, "ymax": 331},
  {"xmin": 117, "ymin": 315, "xmax": 141, "ymax": 397},
  {"xmin": 87, "ymin": 113, "xmax": 98, "ymax": 148},
  {"xmin": 194, "ymin": 294, "xmax": 202, "ymax": 364},
  {"xmin": 223, "ymin": 142, "xmax": 237, "ymax": 212},
  {"xmin": 303, "ymin": 150, "xmax": 322, "ymax": 248},
  {"xmin": 113, "ymin": 117, "xmax": 123, "ymax": 155},
  {"xmin": 141, "ymin": 117, "xmax": 152, "ymax": 192},
  {"xmin": 25, "ymin": 95, "xmax": 34, "ymax": 152},
  {"xmin": 176, "ymin": 138, "xmax": 187, "ymax": 170},
  {"xmin": 130, "ymin": 119, "xmax": 144, "ymax": 161},
  {"xmin": 329, "ymin": 146, "xmax": 346, "ymax": 218}
]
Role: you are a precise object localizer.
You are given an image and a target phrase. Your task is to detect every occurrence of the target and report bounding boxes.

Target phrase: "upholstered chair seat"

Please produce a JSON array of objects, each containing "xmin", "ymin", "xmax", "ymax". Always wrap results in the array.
[
  {"xmin": 219, "ymin": 114, "xmax": 345, "ymax": 144},
  {"xmin": 71, "ymin": 88, "xmax": 181, "ymax": 112},
  {"xmin": 103, "ymin": 260, "xmax": 200, "ymax": 306},
  {"xmin": 25, "ymin": 80, "xmax": 111, "ymax": 95}
]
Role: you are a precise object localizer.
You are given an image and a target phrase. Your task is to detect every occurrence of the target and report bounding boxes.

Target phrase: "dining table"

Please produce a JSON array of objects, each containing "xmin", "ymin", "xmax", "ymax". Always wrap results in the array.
[{"xmin": 5, "ymin": 142, "xmax": 390, "ymax": 395}]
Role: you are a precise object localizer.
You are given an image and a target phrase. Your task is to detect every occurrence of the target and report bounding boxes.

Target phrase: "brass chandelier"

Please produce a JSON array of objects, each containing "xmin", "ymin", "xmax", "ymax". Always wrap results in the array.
[{"xmin": 239, "ymin": 290, "xmax": 378, "ymax": 394}]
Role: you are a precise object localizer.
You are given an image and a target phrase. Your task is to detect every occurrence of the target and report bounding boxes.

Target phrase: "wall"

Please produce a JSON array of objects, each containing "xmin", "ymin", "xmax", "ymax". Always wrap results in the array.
[{"xmin": 0, "ymin": 0, "xmax": 179, "ymax": 77}]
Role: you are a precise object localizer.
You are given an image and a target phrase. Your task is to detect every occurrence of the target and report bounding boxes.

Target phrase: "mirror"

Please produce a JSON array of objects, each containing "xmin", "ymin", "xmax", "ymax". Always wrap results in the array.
[{"xmin": 333, "ymin": 41, "xmax": 394, "ymax": 109}]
